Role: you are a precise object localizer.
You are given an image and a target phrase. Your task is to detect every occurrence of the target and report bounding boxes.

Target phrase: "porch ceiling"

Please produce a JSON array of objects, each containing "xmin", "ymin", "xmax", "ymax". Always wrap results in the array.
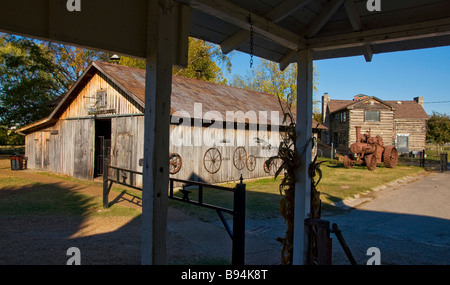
[{"xmin": 1, "ymin": 0, "xmax": 449, "ymax": 69}]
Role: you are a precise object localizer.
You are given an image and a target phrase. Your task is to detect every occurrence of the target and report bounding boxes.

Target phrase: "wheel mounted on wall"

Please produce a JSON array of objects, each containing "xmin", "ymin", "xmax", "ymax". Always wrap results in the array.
[
  {"xmin": 203, "ymin": 147, "xmax": 222, "ymax": 174},
  {"xmin": 246, "ymin": 155, "xmax": 256, "ymax": 171},
  {"xmin": 169, "ymin": 153, "xmax": 182, "ymax": 174},
  {"xmin": 233, "ymin": 147, "xmax": 247, "ymax": 170}
]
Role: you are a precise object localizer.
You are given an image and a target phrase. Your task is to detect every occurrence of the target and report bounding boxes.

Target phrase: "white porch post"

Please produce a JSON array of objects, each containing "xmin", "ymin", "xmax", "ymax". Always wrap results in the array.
[
  {"xmin": 141, "ymin": 0, "xmax": 174, "ymax": 265},
  {"xmin": 292, "ymin": 49, "xmax": 313, "ymax": 265}
]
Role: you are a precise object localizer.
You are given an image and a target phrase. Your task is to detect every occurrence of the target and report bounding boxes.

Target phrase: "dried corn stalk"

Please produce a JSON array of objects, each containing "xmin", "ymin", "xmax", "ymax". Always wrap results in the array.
[{"xmin": 266, "ymin": 96, "xmax": 323, "ymax": 265}]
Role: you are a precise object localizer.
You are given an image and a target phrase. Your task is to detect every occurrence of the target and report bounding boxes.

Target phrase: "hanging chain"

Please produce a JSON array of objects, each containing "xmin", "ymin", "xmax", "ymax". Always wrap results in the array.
[{"xmin": 248, "ymin": 14, "xmax": 254, "ymax": 68}]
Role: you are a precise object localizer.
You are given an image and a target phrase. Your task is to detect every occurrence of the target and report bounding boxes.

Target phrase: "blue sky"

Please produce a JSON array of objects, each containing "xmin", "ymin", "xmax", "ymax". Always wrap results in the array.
[{"xmin": 227, "ymin": 46, "xmax": 450, "ymax": 116}]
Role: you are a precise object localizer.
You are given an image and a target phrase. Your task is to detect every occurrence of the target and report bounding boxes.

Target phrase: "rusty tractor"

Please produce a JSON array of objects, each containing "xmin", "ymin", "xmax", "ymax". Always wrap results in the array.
[{"xmin": 343, "ymin": 126, "xmax": 398, "ymax": 171}]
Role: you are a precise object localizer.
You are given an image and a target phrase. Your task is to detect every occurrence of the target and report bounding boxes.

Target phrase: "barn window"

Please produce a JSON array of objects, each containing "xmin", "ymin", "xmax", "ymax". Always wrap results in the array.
[
  {"xmin": 96, "ymin": 89, "xmax": 107, "ymax": 108},
  {"xmin": 365, "ymin": 110, "xmax": 380, "ymax": 122}
]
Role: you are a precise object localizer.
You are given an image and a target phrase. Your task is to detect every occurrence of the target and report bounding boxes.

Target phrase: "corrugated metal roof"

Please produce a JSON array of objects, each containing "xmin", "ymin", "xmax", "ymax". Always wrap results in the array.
[
  {"xmin": 18, "ymin": 61, "xmax": 327, "ymax": 133},
  {"xmin": 94, "ymin": 61, "xmax": 327, "ymax": 128}
]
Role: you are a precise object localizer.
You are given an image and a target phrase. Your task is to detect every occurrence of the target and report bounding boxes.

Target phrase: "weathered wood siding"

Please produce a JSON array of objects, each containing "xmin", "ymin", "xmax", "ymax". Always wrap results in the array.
[
  {"xmin": 394, "ymin": 119, "xmax": 427, "ymax": 151},
  {"xmin": 25, "ymin": 119, "xmax": 95, "ymax": 180},
  {"xmin": 167, "ymin": 123, "xmax": 280, "ymax": 184},
  {"xmin": 60, "ymin": 72, "xmax": 143, "ymax": 119},
  {"xmin": 328, "ymin": 110, "xmax": 349, "ymax": 153},
  {"xmin": 348, "ymin": 110, "xmax": 395, "ymax": 146}
]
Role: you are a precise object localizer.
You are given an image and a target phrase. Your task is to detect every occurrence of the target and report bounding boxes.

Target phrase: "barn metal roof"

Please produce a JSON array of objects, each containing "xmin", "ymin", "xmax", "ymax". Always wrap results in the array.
[{"xmin": 18, "ymin": 61, "xmax": 327, "ymax": 134}]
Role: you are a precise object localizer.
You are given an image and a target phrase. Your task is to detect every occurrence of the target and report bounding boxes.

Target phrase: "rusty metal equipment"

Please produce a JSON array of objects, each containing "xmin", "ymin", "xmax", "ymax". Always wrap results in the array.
[{"xmin": 343, "ymin": 126, "xmax": 398, "ymax": 171}]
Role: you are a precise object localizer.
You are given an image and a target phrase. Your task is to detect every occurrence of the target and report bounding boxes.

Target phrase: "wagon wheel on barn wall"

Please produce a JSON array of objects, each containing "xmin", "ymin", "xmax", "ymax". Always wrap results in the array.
[
  {"xmin": 263, "ymin": 159, "xmax": 271, "ymax": 174},
  {"xmin": 246, "ymin": 155, "xmax": 256, "ymax": 171},
  {"xmin": 270, "ymin": 158, "xmax": 281, "ymax": 175},
  {"xmin": 203, "ymin": 147, "xmax": 222, "ymax": 174},
  {"xmin": 169, "ymin": 153, "xmax": 182, "ymax": 174},
  {"xmin": 233, "ymin": 147, "xmax": 247, "ymax": 170}
]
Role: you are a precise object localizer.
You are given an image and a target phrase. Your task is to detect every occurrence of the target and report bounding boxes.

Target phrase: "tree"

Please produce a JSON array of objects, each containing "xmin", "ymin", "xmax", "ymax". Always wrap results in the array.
[
  {"xmin": 173, "ymin": 37, "xmax": 231, "ymax": 84},
  {"xmin": 0, "ymin": 34, "xmax": 66, "ymax": 127},
  {"xmin": 117, "ymin": 37, "xmax": 232, "ymax": 84},
  {"xmin": 229, "ymin": 59, "xmax": 320, "ymax": 113},
  {"xmin": 0, "ymin": 33, "xmax": 108, "ymax": 127},
  {"xmin": 46, "ymin": 43, "xmax": 109, "ymax": 85},
  {"xmin": 426, "ymin": 112, "xmax": 450, "ymax": 153}
]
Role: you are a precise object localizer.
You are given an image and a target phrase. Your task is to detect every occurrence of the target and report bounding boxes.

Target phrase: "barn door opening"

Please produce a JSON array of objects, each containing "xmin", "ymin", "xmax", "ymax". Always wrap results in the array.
[{"xmin": 95, "ymin": 119, "xmax": 112, "ymax": 178}]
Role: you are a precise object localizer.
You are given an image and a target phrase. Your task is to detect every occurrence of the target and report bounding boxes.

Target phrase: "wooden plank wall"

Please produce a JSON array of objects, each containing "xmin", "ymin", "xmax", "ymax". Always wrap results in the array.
[
  {"xmin": 394, "ymin": 119, "xmax": 427, "ymax": 151},
  {"xmin": 60, "ymin": 72, "xmax": 143, "ymax": 119},
  {"xmin": 24, "ymin": 119, "xmax": 95, "ymax": 180},
  {"xmin": 348, "ymin": 108, "xmax": 395, "ymax": 148},
  {"xmin": 106, "ymin": 120, "xmax": 282, "ymax": 187}
]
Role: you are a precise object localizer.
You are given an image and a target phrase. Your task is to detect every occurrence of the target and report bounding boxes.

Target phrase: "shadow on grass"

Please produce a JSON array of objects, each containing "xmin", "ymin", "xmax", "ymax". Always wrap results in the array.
[{"xmin": 0, "ymin": 178, "xmax": 142, "ymax": 265}]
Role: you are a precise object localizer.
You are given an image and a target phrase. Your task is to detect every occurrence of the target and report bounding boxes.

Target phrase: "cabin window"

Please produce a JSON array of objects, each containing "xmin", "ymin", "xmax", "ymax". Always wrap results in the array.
[
  {"xmin": 365, "ymin": 110, "xmax": 380, "ymax": 122},
  {"xmin": 340, "ymin": 112, "xmax": 346, "ymax": 122}
]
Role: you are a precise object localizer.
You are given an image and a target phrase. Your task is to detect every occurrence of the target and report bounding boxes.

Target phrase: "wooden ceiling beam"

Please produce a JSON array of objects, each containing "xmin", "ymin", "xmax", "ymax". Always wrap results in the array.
[
  {"xmin": 344, "ymin": 0, "xmax": 362, "ymax": 31},
  {"xmin": 220, "ymin": 0, "xmax": 311, "ymax": 54},
  {"xmin": 363, "ymin": 45, "xmax": 373, "ymax": 62},
  {"xmin": 302, "ymin": 0, "xmax": 346, "ymax": 38},
  {"xmin": 188, "ymin": 0, "xmax": 307, "ymax": 51},
  {"xmin": 309, "ymin": 17, "xmax": 450, "ymax": 51}
]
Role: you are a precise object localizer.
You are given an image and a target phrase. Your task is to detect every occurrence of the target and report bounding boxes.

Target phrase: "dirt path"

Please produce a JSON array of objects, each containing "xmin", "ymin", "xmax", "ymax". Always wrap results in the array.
[{"xmin": 0, "ymin": 168, "xmax": 283, "ymax": 265}]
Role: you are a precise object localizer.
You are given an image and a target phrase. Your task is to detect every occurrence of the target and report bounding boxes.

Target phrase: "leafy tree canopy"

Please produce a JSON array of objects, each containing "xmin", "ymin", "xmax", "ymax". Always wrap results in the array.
[
  {"xmin": 426, "ymin": 112, "xmax": 450, "ymax": 152},
  {"xmin": 229, "ymin": 59, "xmax": 320, "ymax": 113},
  {"xmin": 0, "ymin": 33, "xmax": 107, "ymax": 128},
  {"xmin": 116, "ymin": 37, "xmax": 232, "ymax": 84}
]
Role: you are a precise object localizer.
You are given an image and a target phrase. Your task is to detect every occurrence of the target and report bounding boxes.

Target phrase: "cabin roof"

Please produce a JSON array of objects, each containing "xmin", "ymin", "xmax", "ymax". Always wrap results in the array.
[{"xmin": 327, "ymin": 96, "xmax": 428, "ymax": 119}]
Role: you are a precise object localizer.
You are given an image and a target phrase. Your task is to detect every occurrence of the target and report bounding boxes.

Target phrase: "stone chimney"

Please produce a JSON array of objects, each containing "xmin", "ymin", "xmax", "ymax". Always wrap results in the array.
[
  {"xmin": 322, "ymin": 93, "xmax": 330, "ymax": 124},
  {"xmin": 414, "ymin": 96, "xmax": 423, "ymax": 107}
]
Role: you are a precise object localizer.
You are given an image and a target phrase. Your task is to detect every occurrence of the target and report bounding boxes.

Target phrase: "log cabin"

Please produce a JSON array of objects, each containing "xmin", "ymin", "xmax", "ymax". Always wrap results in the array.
[
  {"xmin": 321, "ymin": 94, "xmax": 428, "ymax": 155},
  {"xmin": 18, "ymin": 61, "xmax": 326, "ymax": 185}
]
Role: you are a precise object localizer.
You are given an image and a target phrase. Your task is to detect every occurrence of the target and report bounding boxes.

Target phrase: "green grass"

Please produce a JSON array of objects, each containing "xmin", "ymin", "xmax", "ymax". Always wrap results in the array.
[
  {"xmin": 168, "ymin": 158, "xmax": 425, "ymax": 221},
  {"xmin": 316, "ymin": 158, "xmax": 424, "ymax": 208},
  {"xmin": 0, "ymin": 157, "xmax": 425, "ymax": 221}
]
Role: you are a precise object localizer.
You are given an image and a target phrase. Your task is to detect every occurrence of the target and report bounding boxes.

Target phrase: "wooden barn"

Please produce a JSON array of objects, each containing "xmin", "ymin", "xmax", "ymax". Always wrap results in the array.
[
  {"xmin": 18, "ymin": 61, "xmax": 326, "ymax": 185},
  {"xmin": 321, "ymin": 94, "xmax": 428, "ymax": 155}
]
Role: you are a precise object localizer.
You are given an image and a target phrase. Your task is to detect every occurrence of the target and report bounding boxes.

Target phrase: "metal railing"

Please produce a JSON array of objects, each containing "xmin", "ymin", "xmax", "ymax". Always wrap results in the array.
[{"xmin": 102, "ymin": 160, "xmax": 246, "ymax": 265}]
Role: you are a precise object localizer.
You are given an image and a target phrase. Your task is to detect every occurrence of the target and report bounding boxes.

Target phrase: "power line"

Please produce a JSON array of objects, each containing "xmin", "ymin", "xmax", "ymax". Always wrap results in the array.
[{"xmin": 424, "ymin": 100, "xmax": 450, "ymax": 103}]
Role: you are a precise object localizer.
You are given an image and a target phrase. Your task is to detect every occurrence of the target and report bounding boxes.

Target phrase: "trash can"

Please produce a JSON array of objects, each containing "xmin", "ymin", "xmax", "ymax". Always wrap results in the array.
[{"xmin": 10, "ymin": 153, "xmax": 27, "ymax": 171}]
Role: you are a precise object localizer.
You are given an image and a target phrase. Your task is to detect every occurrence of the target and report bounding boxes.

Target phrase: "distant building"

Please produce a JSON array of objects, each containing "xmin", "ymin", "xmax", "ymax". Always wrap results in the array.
[{"xmin": 321, "ymin": 94, "xmax": 428, "ymax": 155}]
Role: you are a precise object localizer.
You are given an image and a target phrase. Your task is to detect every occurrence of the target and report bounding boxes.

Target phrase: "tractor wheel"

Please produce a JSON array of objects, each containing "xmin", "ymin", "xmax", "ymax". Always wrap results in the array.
[
  {"xmin": 343, "ymin": 155, "xmax": 353, "ymax": 169},
  {"xmin": 366, "ymin": 154, "xmax": 377, "ymax": 171},
  {"xmin": 383, "ymin": 146, "xmax": 398, "ymax": 168}
]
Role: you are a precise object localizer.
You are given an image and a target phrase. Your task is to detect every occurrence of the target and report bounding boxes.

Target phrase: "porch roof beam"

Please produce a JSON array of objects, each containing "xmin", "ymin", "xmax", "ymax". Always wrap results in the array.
[
  {"xmin": 302, "ymin": 0, "xmax": 346, "ymax": 38},
  {"xmin": 220, "ymin": 0, "xmax": 311, "ymax": 54},
  {"xmin": 308, "ymin": 17, "xmax": 450, "ymax": 51},
  {"xmin": 187, "ymin": 0, "xmax": 307, "ymax": 51}
]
